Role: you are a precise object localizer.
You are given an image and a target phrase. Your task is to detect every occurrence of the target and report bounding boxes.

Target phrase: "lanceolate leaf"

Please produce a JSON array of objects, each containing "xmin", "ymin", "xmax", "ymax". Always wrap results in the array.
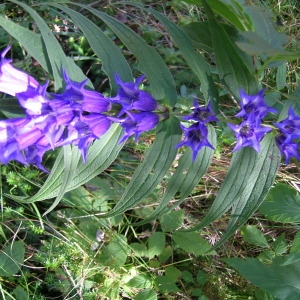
[
  {"xmin": 133, "ymin": 4, "xmax": 218, "ymax": 103},
  {"xmin": 43, "ymin": 144, "xmax": 82, "ymax": 215},
  {"xmin": 202, "ymin": 0, "xmax": 258, "ymax": 98},
  {"xmin": 68, "ymin": 2, "xmax": 177, "ymax": 106},
  {"xmin": 8, "ymin": 0, "xmax": 89, "ymax": 90},
  {"xmin": 0, "ymin": 16, "xmax": 51, "ymax": 72},
  {"xmin": 189, "ymin": 133, "xmax": 280, "ymax": 248},
  {"xmin": 102, "ymin": 116, "xmax": 182, "ymax": 217},
  {"xmin": 48, "ymin": 3, "xmax": 133, "ymax": 93},
  {"xmin": 10, "ymin": 124, "xmax": 124, "ymax": 203},
  {"xmin": 182, "ymin": 0, "xmax": 253, "ymax": 31},
  {"xmin": 136, "ymin": 125, "xmax": 216, "ymax": 225}
]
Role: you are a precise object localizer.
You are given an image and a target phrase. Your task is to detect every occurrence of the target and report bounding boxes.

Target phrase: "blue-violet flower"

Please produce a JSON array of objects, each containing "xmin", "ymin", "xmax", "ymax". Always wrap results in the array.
[
  {"xmin": 236, "ymin": 89, "xmax": 277, "ymax": 119},
  {"xmin": 110, "ymin": 74, "xmax": 158, "ymax": 115},
  {"xmin": 176, "ymin": 122, "xmax": 214, "ymax": 160},
  {"xmin": 228, "ymin": 113, "xmax": 272, "ymax": 152},
  {"xmin": 182, "ymin": 100, "xmax": 218, "ymax": 123},
  {"xmin": 274, "ymin": 106, "xmax": 300, "ymax": 142},
  {"xmin": 109, "ymin": 111, "xmax": 159, "ymax": 143},
  {"xmin": 275, "ymin": 134, "xmax": 300, "ymax": 164}
]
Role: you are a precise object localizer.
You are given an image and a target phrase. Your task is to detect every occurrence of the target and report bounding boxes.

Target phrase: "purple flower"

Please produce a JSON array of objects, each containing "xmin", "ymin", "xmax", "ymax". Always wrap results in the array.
[
  {"xmin": 0, "ymin": 46, "xmax": 39, "ymax": 96},
  {"xmin": 24, "ymin": 137, "xmax": 52, "ymax": 172},
  {"xmin": 235, "ymin": 89, "xmax": 277, "ymax": 119},
  {"xmin": 276, "ymin": 134, "xmax": 300, "ymax": 164},
  {"xmin": 182, "ymin": 100, "xmax": 218, "ymax": 123},
  {"xmin": 228, "ymin": 113, "xmax": 272, "ymax": 152},
  {"xmin": 176, "ymin": 122, "xmax": 214, "ymax": 160},
  {"xmin": 51, "ymin": 70, "xmax": 111, "ymax": 114},
  {"xmin": 110, "ymin": 74, "xmax": 158, "ymax": 115},
  {"xmin": 274, "ymin": 107, "xmax": 300, "ymax": 142},
  {"xmin": 110, "ymin": 111, "xmax": 159, "ymax": 143},
  {"xmin": 17, "ymin": 82, "xmax": 49, "ymax": 116},
  {"xmin": 0, "ymin": 119, "xmax": 27, "ymax": 165}
]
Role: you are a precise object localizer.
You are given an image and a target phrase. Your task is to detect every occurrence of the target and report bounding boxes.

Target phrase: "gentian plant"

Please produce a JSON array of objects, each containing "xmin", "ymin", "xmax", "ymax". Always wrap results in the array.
[{"xmin": 1, "ymin": 0, "xmax": 300, "ymax": 298}]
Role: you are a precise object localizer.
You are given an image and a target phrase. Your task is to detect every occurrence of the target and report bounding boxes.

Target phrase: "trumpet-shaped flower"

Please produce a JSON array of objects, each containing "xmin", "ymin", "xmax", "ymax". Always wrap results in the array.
[
  {"xmin": 275, "ymin": 134, "xmax": 300, "ymax": 164},
  {"xmin": 17, "ymin": 82, "xmax": 49, "ymax": 116},
  {"xmin": 182, "ymin": 100, "xmax": 218, "ymax": 123},
  {"xmin": 0, "ymin": 46, "xmax": 39, "ymax": 96},
  {"xmin": 176, "ymin": 122, "xmax": 214, "ymax": 160},
  {"xmin": 274, "ymin": 106, "xmax": 300, "ymax": 142},
  {"xmin": 236, "ymin": 89, "xmax": 277, "ymax": 119},
  {"xmin": 110, "ymin": 74, "xmax": 158, "ymax": 115},
  {"xmin": 110, "ymin": 111, "xmax": 159, "ymax": 143},
  {"xmin": 51, "ymin": 70, "xmax": 111, "ymax": 114},
  {"xmin": 228, "ymin": 113, "xmax": 272, "ymax": 152}
]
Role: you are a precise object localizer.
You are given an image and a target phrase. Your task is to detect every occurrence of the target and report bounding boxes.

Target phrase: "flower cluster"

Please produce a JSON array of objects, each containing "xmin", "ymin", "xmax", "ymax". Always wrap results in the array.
[
  {"xmin": 108, "ymin": 74, "xmax": 160, "ymax": 143},
  {"xmin": 228, "ymin": 89, "xmax": 275, "ymax": 153},
  {"xmin": 228, "ymin": 89, "xmax": 300, "ymax": 164},
  {"xmin": 274, "ymin": 107, "xmax": 300, "ymax": 163},
  {"xmin": 0, "ymin": 46, "xmax": 161, "ymax": 171},
  {"xmin": 1, "ymin": 45, "xmax": 299, "ymax": 170},
  {"xmin": 176, "ymin": 100, "xmax": 218, "ymax": 160}
]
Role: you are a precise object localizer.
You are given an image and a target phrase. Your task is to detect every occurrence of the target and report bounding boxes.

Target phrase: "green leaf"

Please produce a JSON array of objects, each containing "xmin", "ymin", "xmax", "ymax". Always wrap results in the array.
[
  {"xmin": 246, "ymin": 6, "xmax": 288, "ymax": 52},
  {"xmin": 165, "ymin": 266, "xmax": 181, "ymax": 282},
  {"xmin": 276, "ymin": 63, "xmax": 287, "ymax": 90},
  {"xmin": 224, "ymin": 257, "xmax": 300, "ymax": 300},
  {"xmin": 189, "ymin": 133, "xmax": 280, "ymax": 249},
  {"xmin": 160, "ymin": 210, "xmax": 184, "ymax": 232},
  {"xmin": 102, "ymin": 117, "xmax": 182, "ymax": 217},
  {"xmin": 240, "ymin": 225, "xmax": 269, "ymax": 248},
  {"xmin": 205, "ymin": 0, "xmax": 253, "ymax": 31},
  {"xmin": 8, "ymin": 0, "xmax": 89, "ymax": 90},
  {"xmin": 99, "ymin": 234, "xmax": 128, "ymax": 269},
  {"xmin": 202, "ymin": 0, "xmax": 258, "ymax": 97},
  {"xmin": 182, "ymin": 270, "xmax": 194, "ymax": 283},
  {"xmin": 48, "ymin": 3, "xmax": 133, "ymax": 92},
  {"xmin": 196, "ymin": 270, "xmax": 208, "ymax": 285},
  {"xmin": 291, "ymin": 232, "xmax": 300, "ymax": 254},
  {"xmin": 130, "ymin": 243, "xmax": 148, "ymax": 257},
  {"xmin": 183, "ymin": 0, "xmax": 252, "ymax": 31},
  {"xmin": 0, "ymin": 98, "xmax": 25, "ymax": 115},
  {"xmin": 158, "ymin": 246, "xmax": 172, "ymax": 263},
  {"xmin": 259, "ymin": 183, "xmax": 300, "ymax": 223},
  {"xmin": 12, "ymin": 286, "xmax": 28, "ymax": 300},
  {"xmin": 0, "ymin": 241, "xmax": 25, "ymax": 277},
  {"xmin": 12, "ymin": 124, "xmax": 123, "ymax": 203},
  {"xmin": 148, "ymin": 232, "xmax": 165, "ymax": 259},
  {"xmin": 271, "ymin": 234, "xmax": 288, "ymax": 256},
  {"xmin": 137, "ymin": 125, "xmax": 216, "ymax": 225},
  {"xmin": 143, "ymin": 6, "xmax": 218, "ymax": 103},
  {"xmin": 127, "ymin": 274, "xmax": 152, "ymax": 289},
  {"xmin": 154, "ymin": 276, "xmax": 181, "ymax": 293},
  {"xmin": 255, "ymin": 289, "xmax": 276, "ymax": 300},
  {"xmin": 172, "ymin": 231, "xmax": 214, "ymax": 255},
  {"xmin": 69, "ymin": 2, "xmax": 177, "ymax": 106},
  {"xmin": 43, "ymin": 144, "xmax": 82, "ymax": 215},
  {"xmin": 134, "ymin": 289, "xmax": 157, "ymax": 300},
  {"xmin": 0, "ymin": 16, "xmax": 50, "ymax": 72}
]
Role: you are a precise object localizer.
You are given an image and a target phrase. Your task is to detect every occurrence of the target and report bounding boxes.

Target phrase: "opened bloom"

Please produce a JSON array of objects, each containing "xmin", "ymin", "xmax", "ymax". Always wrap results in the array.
[
  {"xmin": 275, "ymin": 134, "xmax": 300, "ymax": 164},
  {"xmin": 176, "ymin": 122, "xmax": 214, "ymax": 160},
  {"xmin": 110, "ymin": 74, "xmax": 158, "ymax": 115},
  {"xmin": 228, "ymin": 113, "xmax": 272, "ymax": 152},
  {"xmin": 110, "ymin": 111, "xmax": 159, "ymax": 143},
  {"xmin": 0, "ymin": 46, "xmax": 162, "ymax": 169},
  {"xmin": 274, "ymin": 106, "xmax": 300, "ymax": 142},
  {"xmin": 0, "ymin": 46, "xmax": 39, "ymax": 96},
  {"xmin": 236, "ymin": 89, "xmax": 277, "ymax": 119},
  {"xmin": 182, "ymin": 100, "xmax": 218, "ymax": 123}
]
